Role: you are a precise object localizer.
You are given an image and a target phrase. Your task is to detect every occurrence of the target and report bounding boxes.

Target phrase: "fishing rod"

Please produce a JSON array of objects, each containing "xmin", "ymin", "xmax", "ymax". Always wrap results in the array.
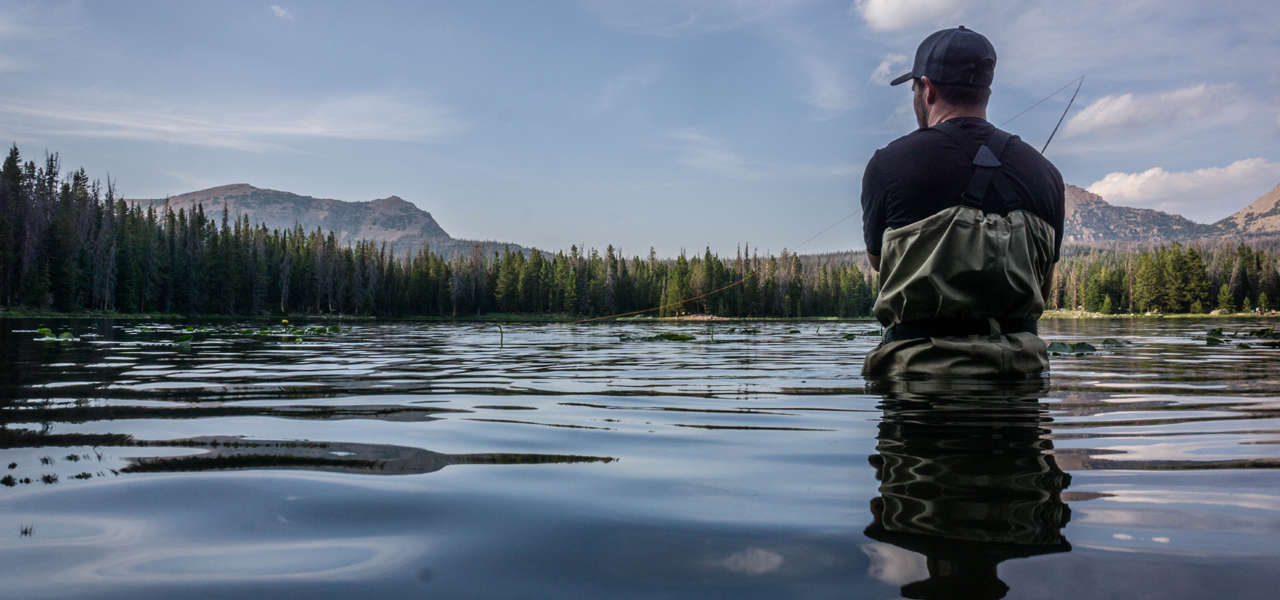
[{"xmin": 999, "ymin": 75, "xmax": 1085, "ymax": 154}]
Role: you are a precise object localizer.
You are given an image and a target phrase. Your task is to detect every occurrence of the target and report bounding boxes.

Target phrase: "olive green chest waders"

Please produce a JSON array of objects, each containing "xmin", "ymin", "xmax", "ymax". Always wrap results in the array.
[{"xmin": 862, "ymin": 123, "xmax": 1056, "ymax": 379}]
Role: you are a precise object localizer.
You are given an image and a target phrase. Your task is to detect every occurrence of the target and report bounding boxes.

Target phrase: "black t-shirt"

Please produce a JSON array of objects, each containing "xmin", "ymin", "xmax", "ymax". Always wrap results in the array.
[{"xmin": 861, "ymin": 117, "xmax": 1065, "ymax": 261}]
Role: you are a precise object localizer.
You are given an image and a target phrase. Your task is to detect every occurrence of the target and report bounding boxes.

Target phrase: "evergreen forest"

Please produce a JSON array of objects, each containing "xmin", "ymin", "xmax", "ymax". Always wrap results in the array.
[{"xmin": 0, "ymin": 146, "xmax": 1277, "ymax": 319}]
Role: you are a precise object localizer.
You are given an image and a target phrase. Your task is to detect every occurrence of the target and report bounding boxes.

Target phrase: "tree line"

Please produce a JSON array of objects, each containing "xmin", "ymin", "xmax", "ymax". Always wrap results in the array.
[
  {"xmin": 1, "ymin": 145, "xmax": 1276, "ymax": 319},
  {"xmin": 1051, "ymin": 241, "xmax": 1280, "ymax": 314},
  {"xmin": 0, "ymin": 146, "xmax": 877, "ymax": 318}
]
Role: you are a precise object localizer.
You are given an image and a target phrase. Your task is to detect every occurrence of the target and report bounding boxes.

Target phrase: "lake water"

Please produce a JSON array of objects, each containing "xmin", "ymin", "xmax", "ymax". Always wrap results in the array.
[{"xmin": 1, "ymin": 318, "xmax": 1278, "ymax": 599}]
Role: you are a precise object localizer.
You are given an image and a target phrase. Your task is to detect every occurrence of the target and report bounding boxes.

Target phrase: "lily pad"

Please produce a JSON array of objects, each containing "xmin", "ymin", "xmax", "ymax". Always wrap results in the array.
[
  {"xmin": 651, "ymin": 333, "xmax": 696, "ymax": 342},
  {"xmin": 787, "ymin": 329, "xmax": 800, "ymax": 334},
  {"xmin": 1099, "ymin": 338, "xmax": 1131, "ymax": 347},
  {"xmin": 1207, "ymin": 327, "xmax": 1224, "ymax": 337},
  {"xmin": 1048, "ymin": 341, "xmax": 1098, "ymax": 355},
  {"xmin": 36, "ymin": 328, "xmax": 53, "ymax": 338},
  {"xmin": 57, "ymin": 332, "xmax": 73, "ymax": 339},
  {"xmin": 1206, "ymin": 337, "xmax": 1225, "ymax": 346},
  {"xmin": 173, "ymin": 334, "xmax": 193, "ymax": 344}
]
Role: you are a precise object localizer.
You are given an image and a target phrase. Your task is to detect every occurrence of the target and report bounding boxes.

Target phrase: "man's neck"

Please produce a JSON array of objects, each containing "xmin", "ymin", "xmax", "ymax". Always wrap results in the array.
[{"xmin": 927, "ymin": 105, "xmax": 987, "ymax": 127}]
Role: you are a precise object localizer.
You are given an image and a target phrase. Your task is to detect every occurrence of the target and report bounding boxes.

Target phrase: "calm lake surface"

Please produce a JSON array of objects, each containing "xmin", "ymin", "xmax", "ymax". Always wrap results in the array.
[{"xmin": 2, "ymin": 317, "xmax": 1278, "ymax": 599}]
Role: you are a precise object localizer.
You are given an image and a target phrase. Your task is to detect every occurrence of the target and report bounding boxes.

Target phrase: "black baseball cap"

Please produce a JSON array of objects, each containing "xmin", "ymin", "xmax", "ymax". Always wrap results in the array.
[{"xmin": 890, "ymin": 26, "xmax": 997, "ymax": 87}]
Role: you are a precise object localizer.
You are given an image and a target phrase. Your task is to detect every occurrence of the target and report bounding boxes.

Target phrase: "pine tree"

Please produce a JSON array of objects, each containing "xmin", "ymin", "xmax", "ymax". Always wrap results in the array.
[
  {"xmin": 1217, "ymin": 283, "xmax": 1234, "ymax": 313},
  {"xmin": 1133, "ymin": 251, "xmax": 1165, "ymax": 313}
]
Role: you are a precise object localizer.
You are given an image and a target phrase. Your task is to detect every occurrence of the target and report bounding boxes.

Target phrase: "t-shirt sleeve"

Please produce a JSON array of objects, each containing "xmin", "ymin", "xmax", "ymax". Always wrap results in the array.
[
  {"xmin": 1050, "ymin": 165, "xmax": 1065, "ymax": 262},
  {"xmin": 861, "ymin": 151, "xmax": 888, "ymax": 257}
]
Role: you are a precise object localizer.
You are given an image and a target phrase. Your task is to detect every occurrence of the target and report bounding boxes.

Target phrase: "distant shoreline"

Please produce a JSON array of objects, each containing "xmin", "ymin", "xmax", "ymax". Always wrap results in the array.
[{"xmin": 2, "ymin": 309, "xmax": 1276, "ymax": 322}]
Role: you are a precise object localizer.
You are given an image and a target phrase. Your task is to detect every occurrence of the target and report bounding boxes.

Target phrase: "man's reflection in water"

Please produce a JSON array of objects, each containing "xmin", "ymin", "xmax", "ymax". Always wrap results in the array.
[{"xmin": 864, "ymin": 381, "xmax": 1072, "ymax": 600}]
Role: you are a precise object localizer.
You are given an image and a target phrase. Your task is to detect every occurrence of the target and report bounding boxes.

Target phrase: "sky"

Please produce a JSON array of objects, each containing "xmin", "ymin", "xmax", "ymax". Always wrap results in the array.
[{"xmin": 0, "ymin": 0, "xmax": 1277, "ymax": 256}]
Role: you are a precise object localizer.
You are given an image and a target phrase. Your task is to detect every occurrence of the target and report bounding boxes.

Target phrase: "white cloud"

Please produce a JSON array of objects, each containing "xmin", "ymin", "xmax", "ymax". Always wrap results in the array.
[
  {"xmin": 1064, "ymin": 84, "xmax": 1237, "ymax": 137},
  {"xmin": 861, "ymin": 543, "xmax": 927, "ymax": 586},
  {"xmin": 799, "ymin": 54, "xmax": 854, "ymax": 118},
  {"xmin": 1086, "ymin": 158, "xmax": 1280, "ymax": 221},
  {"xmin": 661, "ymin": 128, "xmax": 853, "ymax": 179},
  {"xmin": 0, "ymin": 92, "xmax": 464, "ymax": 152},
  {"xmin": 850, "ymin": 0, "xmax": 971, "ymax": 32},
  {"xmin": 712, "ymin": 548, "xmax": 784, "ymax": 575},
  {"xmin": 596, "ymin": 64, "xmax": 660, "ymax": 112},
  {"xmin": 269, "ymin": 5, "xmax": 294, "ymax": 21},
  {"xmin": 663, "ymin": 129, "xmax": 758, "ymax": 179},
  {"xmin": 869, "ymin": 53, "xmax": 908, "ymax": 85},
  {"xmin": 587, "ymin": 0, "xmax": 811, "ymax": 36}
]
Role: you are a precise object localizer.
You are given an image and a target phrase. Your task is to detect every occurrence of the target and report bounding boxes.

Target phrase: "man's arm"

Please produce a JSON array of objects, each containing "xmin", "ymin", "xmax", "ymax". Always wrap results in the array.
[
  {"xmin": 1041, "ymin": 263, "xmax": 1055, "ymax": 306},
  {"xmin": 862, "ymin": 151, "xmax": 886, "ymax": 273}
]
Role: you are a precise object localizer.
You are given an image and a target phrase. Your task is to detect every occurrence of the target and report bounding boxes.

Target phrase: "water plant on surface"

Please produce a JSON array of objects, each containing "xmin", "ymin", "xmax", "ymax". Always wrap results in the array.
[
  {"xmin": 1047, "ymin": 341, "xmax": 1099, "ymax": 355},
  {"xmin": 1198, "ymin": 327, "xmax": 1279, "ymax": 347}
]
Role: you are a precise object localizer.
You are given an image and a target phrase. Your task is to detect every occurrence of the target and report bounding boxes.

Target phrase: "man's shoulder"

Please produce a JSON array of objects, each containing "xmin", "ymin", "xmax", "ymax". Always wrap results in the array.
[
  {"xmin": 874, "ymin": 128, "xmax": 948, "ymax": 159},
  {"xmin": 867, "ymin": 128, "xmax": 952, "ymax": 178}
]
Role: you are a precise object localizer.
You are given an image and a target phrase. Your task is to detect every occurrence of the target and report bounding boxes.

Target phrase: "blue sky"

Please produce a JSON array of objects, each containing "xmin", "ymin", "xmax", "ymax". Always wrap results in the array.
[{"xmin": 0, "ymin": 0, "xmax": 1277, "ymax": 256}]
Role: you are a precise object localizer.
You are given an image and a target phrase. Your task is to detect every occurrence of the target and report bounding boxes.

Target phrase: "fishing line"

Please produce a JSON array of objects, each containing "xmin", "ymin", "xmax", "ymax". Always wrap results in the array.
[{"xmin": 998, "ymin": 75, "xmax": 1084, "ymax": 129}]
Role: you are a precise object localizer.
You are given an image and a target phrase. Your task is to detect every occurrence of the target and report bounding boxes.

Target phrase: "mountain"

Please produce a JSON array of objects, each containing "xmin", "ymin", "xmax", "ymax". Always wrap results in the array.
[
  {"xmin": 1215, "ymin": 183, "xmax": 1280, "ymax": 236},
  {"xmin": 1063, "ymin": 184, "xmax": 1219, "ymax": 243},
  {"xmin": 132, "ymin": 184, "xmax": 525, "ymax": 259}
]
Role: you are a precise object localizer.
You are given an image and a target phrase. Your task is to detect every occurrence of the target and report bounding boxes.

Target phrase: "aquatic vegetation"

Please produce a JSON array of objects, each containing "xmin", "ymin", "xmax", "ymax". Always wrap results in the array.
[
  {"xmin": 621, "ymin": 332, "xmax": 697, "ymax": 342},
  {"xmin": 1047, "ymin": 341, "xmax": 1099, "ymax": 355},
  {"xmin": 1199, "ymin": 327, "xmax": 1278, "ymax": 347},
  {"xmin": 173, "ymin": 334, "xmax": 193, "ymax": 344},
  {"xmin": 0, "ymin": 475, "xmax": 14, "ymax": 487},
  {"xmin": 1099, "ymin": 338, "xmax": 1133, "ymax": 347},
  {"xmin": 34, "ymin": 328, "xmax": 76, "ymax": 341}
]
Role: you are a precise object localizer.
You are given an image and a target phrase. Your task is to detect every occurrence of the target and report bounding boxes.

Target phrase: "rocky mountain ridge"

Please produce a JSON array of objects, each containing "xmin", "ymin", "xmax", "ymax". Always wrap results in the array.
[
  {"xmin": 1065, "ymin": 183, "xmax": 1280, "ymax": 243},
  {"xmin": 133, "ymin": 180, "xmax": 1280, "ymax": 256},
  {"xmin": 1214, "ymin": 183, "xmax": 1280, "ymax": 235},
  {"xmin": 130, "ymin": 184, "xmax": 526, "ymax": 259}
]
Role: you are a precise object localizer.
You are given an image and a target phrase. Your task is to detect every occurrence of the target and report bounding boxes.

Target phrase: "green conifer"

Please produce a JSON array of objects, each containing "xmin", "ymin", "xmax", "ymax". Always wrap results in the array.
[{"xmin": 1217, "ymin": 284, "xmax": 1234, "ymax": 313}]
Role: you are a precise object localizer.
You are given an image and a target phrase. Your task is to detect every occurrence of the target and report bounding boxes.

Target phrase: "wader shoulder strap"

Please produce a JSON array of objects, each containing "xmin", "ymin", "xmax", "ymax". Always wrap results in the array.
[{"xmin": 930, "ymin": 121, "xmax": 1019, "ymax": 210}]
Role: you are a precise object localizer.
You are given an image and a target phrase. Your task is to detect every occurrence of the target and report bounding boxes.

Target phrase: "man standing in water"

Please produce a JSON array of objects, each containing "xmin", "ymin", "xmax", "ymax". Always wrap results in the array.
[{"xmin": 861, "ymin": 26, "xmax": 1065, "ymax": 378}]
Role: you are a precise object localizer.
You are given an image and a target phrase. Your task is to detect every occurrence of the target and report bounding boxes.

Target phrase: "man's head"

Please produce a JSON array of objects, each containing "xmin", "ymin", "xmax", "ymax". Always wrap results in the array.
[{"xmin": 891, "ymin": 26, "xmax": 996, "ymax": 128}]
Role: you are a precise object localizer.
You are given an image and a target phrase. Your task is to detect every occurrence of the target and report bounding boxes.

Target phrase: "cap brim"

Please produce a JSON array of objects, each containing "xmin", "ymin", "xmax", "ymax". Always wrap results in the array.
[{"xmin": 889, "ymin": 72, "xmax": 913, "ymax": 86}]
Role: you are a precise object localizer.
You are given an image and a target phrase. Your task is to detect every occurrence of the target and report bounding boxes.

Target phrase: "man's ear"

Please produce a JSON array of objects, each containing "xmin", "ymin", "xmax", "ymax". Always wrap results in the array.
[{"xmin": 920, "ymin": 76, "xmax": 937, "ymax": 105}]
